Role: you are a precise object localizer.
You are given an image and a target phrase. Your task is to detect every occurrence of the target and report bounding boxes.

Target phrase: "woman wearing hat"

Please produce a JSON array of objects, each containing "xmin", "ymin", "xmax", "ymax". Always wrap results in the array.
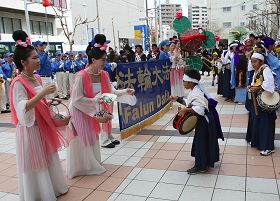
[
  {"xmin": 246, "ymin": 52, "xmax": 276, "ymax": 156},
  {"xmin": 159, "ymin": 40, "xmax": 170, "ymax": 60}
]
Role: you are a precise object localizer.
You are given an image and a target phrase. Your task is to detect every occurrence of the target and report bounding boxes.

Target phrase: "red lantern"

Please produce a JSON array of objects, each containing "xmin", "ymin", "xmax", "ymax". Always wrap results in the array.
[
  {"xmin": 42, "ymin": 0, "xmax": 52, "ymax": 7},
  {"xmin": 214, "ymin": 35, "xmax": 220, "ymax": 42}
]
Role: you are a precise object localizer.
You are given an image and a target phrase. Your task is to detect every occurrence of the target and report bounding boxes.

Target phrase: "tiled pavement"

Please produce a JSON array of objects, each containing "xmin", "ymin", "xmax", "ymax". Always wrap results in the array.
[{"xmin": 0, "ymin": 76, "xmax": 280, "ymax": 201}]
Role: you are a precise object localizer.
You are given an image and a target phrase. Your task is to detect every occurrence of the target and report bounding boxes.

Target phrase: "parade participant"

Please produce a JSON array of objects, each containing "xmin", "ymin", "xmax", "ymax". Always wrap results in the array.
[
  {"xmin": 274, "ymin": 41, "xmax": 280, "ymax": 59},
  {"xmin": 0, "ymin": 59, "xmax": 10, "ymax": 113},
  {"xmin": 223, "ymin": 43, "xmax": 237, "ymax": 101},
  {"xmin": 170, "ymin": 69, "xmax": 220, "ymax": 174},
  {"xmin": 169, "ymin": 41, "xmax": 184, "ymax": 97},
  {"xmin": 76, "ymin": 51, "xmax": 87, "ymax": 69},
  {"xmin": 213, "ymin": 42, "xmax": 224, "ymax": 57},
  {"xmin": 52, "ymin": 51, "xmax": 67, "ymax": 99},
  {"xmin": 263, "ymin": 37, "xmax": 280, "ymax": 90},
  {"xmin": 10, "ymin": 30, "xmax": 68, "ymax": 201},
  {"xmin": 147, "ymin": 44, "xmax": 160, "ymax": 60},
  {"xmin": 67, "ymin": 52, "xmax": 81, "ymax": 95},
  {"xmin": 246, "ymin": 52, "xmax": 276, "ymax": 156},
  {"xmin": 134, "ymin": 44, "xmax": 147, "ymax": 62},
  {"xmin": 107, "ymin": 47, "xmax": 119, "ymax": 63},
  {"xmin": 212, "ymin": 52, "xmax": 222, "ymax": 89},
  {"xmin": 67, "ymin": 34, "xmax": 135, "ymax": 178},
  {"xmin": 34, "ymin": 40, "xmax": 54, "ymax": 97},
  {"xmin": 2, "ymin": 52, "xmax": 15, "ymax": 106},
  {"xmin": 232, "ymin": 43, "xmax": 248, "ymax": 104},
  {"xmin": 249, "ymin": 33, "xmax": 257, "ymax": 46},
  {"xmin": 201, "ymin": 48, "xmax": 211, "ymax": 76},
  {"xmin": 120, "ymin": 44, "xmax": 135, "ymax": 63},
  {"xmin": 159, "ymin": 40, "xmax": 170, "ymax": 60}
]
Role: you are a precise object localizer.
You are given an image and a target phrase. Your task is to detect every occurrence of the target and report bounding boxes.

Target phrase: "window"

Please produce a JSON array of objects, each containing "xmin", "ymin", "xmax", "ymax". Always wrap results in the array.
[
  {"xmin": 223, "ymin": 7, "xmax": 231, "ymax": 12},
  {"xmin": 240, "ymin": 22, "xmax": 245, "ymax": 26},
  {"xmin": 253, "ymin": 4, "xmax": 257, "ymax": 9},
  {"xmin": 30, "ymin": 20, "xmax": 53, "ymax": 35},
  {"xmin": 223, "ymin": 22, "xmax": 232, "ymax": 28},
  {"xmin": 0, "ymin": 19, "xmax": 4, "ymax": 33},
  {"xmin": 0, "ymin": 17, "xmax": 22, "ymax": 34},
  {"xmin": 3, "ymin": 18, "xmax": 13, "ymax": 33},
  {"xmin": 241, "ymin": 5, "xmax": 245, "ymax": 11},
  {"xmin": 39, "ymin": 22, "xmax": 47, "ymax": 35}
]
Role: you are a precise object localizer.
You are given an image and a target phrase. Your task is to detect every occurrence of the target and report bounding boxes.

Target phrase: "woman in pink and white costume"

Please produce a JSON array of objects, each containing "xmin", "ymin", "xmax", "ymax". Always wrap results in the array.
[
  {"xmin": 169, "ymin": 41, "xmax": 185, "ymax": 97},
  {"xmin": 10, "ymin": 30, "xmax": 68, "ymax": 201},
  {"xmin": 67, "ymin": 34, "xmax": 136, "ymax": 179}
]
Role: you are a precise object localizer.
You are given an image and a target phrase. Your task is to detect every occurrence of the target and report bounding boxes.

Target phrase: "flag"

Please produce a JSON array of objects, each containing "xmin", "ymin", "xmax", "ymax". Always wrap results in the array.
[{"xmin": 42, "ymin": 0, "xmax": 52, "ymax": 7}]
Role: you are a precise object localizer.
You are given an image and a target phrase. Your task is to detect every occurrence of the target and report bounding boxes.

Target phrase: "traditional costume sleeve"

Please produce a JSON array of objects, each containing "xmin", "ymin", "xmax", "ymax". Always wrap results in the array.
[
  {"xmin": 224, "ymin": 51, "xmax": 231, "ymax": 64},
  {"xmin": 267, "ymin": 53, "xmax": 280, "ymax": 72},
  {"xmin": 262, "ymin": 67, "xmax": 275, "ymax": 93},
  {"xmin": 111, "ymin": 84, "xmax": 137, "ymax": 106},
  {"xmin": 184, "ymin": 87, "xmax": 208, "ymax": 116},
  {"xmin": 71, "ymin": 74, "xmax": 99, "ymax": 117},
  {"xmin": 12, "ymin": 81, "xmax": 35, "ymax": 127}
]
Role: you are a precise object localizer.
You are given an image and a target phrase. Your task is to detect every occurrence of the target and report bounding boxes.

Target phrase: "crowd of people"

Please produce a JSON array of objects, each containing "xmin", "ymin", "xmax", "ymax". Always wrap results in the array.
[
  {"xmin": 4, "ymin": 26, "xmax": 280, "ymax": 201},
  {"xmin": 6, "ymin": 28, "xmax": 191, "ymax": 201},
  {"xmin": 203, "ymin": 34, "xmax": 279, "ymax": 157}
]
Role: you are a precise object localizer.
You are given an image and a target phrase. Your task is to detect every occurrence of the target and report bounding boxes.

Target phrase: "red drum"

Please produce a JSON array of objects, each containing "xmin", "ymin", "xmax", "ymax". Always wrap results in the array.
[{"xmin": 173, "ymin": 112, "xmax": 198, "ymax": 135}]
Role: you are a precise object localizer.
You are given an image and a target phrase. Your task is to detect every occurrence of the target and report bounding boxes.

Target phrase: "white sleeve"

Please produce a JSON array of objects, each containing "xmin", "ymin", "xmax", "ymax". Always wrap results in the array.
[
  {"xmin": 217, "ymin": 61, "xmax": 223, "ymax": 69},
  {"xmin": 12, "ymin": 81, "xmax": 35, "ymax": 127},
  {"xmin": 224, "ymin": 51, "xmax": 231, "ymax": 64},
  {"xmin": 111, "ymin": 84, "xmax": 137, "ymax": 106},
  {"xmin": 192, "ymin": 105, "xmax": 205, "ymax": 116},
  {"xmin": 262, "ymin": 68, "xmax": 275, "ymax": 93},
  {"xmin": 71, "ymin": 74, "xmax": 99, "ymax": 117}
]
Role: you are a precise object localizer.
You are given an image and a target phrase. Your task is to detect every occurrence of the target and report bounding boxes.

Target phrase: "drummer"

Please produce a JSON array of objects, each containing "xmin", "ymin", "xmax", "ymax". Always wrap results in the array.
[
  {"xmin": 170, "ymin": 69, "xmax": 220, "ymax": 174},
  {"xmin": 246, "ymin": 52, "xmax": 276, "ymax": 156}
]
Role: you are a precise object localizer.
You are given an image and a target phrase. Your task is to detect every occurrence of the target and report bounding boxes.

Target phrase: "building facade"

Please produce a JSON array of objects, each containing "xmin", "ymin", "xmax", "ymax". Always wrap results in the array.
[
  {"xmin": 70, "ymin": 0, "xmax": 145, "ymax": 50},
  {"xmin": 207, "ymin": 0, "xmax": 277, "ymax": 40},
  {"xmin": 0, "ymin": 0, "xmax": 69, "ymax": 55},
  {"xmin": 188, "ymin": 3, "xmax": 208, "ymax": 30},
  {"xmin": 160, "ymin": 3, "xmax": 182, "ymax": 28}
]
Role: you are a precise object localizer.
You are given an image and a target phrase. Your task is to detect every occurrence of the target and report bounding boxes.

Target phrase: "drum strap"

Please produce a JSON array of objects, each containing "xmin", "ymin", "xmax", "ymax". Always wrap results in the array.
[{"xmin": 252, "ymin": 64, "xmax": 267, "ymax": 87}]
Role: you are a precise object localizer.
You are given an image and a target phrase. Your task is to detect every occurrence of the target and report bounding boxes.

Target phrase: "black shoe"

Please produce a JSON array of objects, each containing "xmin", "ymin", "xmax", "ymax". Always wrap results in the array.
[
  {"xmin": 187, "ymin": 167, "xmax": 207, "ymax": 175},
  {"xmin": 1, "ymin": 110, "xmax": 11, "ymax": 113},
  {"xmin": 112, "ymin": 140, "xmax": 120, "ymax": 145},
  {"xmin": 102, "ymin": 142, "xmax": 115, "ymax": 148}
]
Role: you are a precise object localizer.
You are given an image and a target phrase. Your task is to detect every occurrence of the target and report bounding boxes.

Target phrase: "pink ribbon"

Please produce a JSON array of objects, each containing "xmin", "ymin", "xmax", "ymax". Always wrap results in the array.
[
  {"xmin": 16, "ymin": 37, "xmax": 32, "ymax": 47},
  {"xmin": 94, "ymin": 42, "xmax": 108, "ymax": 51}
]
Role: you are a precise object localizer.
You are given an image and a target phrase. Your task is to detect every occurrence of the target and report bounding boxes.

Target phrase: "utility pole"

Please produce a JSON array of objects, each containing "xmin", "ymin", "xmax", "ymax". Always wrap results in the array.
[
  {"xmin": 96, "ymin": 0, "xmax": 101, "ymax": 33},
  {"xmin": 23, "ymin": 0, "xmax": 31, "ymax": 37},
  {"xmin": 145, "ymin": 0, "xmax": 150, "ymax": 51},
  {"xmin": 118, "ymin": 30, "xmax": 120, "ymax": 50},
  {"xmin": 112, "ymin": 18, "xmax": 116, "ymax": 49},
  {"xmin": 159, "ymin": 0, "xmax": 162, "ymax": 42},
  {"xmin": 154, "ymin": 0, "xmax": 158, "ymax": 44}
]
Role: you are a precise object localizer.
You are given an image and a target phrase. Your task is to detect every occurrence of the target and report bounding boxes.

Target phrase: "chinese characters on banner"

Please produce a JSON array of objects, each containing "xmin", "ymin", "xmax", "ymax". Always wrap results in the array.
[{"xmin": 117, "ymin": 59, "xmax": 171, "ymax": 138}]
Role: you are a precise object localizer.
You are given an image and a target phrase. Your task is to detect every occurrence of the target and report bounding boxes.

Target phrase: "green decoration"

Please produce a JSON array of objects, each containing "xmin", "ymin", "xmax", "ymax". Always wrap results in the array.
[
  {"xmin": 173, "ymin": 16, "xmax": 191, "ymax": 34},
  {"xmin": 228, "ymin": 26, "xmax": 248, "ymax": 43},
  {"xmin": 186, "ymin": 56, "xmax": 202, "ymax": 71},
  {"xmin": 202, "ymin": 31, "xmax": 216, "ymax": 48}
]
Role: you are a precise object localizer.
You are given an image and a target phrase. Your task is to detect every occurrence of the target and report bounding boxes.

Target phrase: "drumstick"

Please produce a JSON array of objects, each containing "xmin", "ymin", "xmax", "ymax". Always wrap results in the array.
[{"xmin": 251, "ymin": 92, "xmax": 259, "ymax": 116}]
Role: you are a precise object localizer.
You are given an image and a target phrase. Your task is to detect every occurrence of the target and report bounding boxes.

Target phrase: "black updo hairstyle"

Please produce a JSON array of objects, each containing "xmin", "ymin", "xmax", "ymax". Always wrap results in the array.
[
  {"xmin": 12, "ymin": 30, "xmax": 35, "ymax": 72},
  {"xmin": 185, "ymin": 69, "xmax": 201, "ymax": 84},
  {"xmin": 86, "ymin": 34, "xmax": 107, "ymax": 64}
]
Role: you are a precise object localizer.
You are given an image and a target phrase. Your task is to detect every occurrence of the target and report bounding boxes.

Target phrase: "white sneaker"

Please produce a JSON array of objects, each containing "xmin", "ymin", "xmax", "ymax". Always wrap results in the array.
[{"xmin": 260, "ymin": 150, "xmax": 275, "ymax": 156}]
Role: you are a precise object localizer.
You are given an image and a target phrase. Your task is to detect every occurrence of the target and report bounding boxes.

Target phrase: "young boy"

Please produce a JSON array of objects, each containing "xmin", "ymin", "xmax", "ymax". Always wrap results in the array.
[{"xmin": 171, "ymin": 69, "xmax": 220, "ymax": 174}]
